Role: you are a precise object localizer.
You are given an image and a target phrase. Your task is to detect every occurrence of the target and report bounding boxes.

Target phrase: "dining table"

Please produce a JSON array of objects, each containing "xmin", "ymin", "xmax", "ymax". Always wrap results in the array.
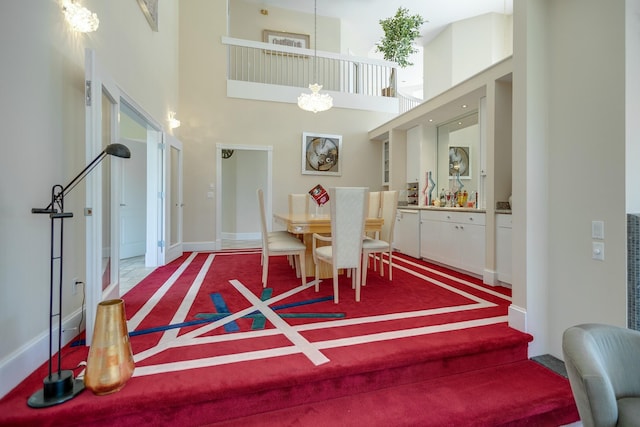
[{"xmin": 273, "ymin": 212, "xmax": 384, "ymax": 279}]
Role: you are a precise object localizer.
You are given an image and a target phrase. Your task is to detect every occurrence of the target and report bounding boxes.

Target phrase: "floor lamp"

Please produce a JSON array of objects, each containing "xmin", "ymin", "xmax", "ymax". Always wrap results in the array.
[{"xmin": 28, "ymin": 143, "xmax": 131, "ymax": 408}]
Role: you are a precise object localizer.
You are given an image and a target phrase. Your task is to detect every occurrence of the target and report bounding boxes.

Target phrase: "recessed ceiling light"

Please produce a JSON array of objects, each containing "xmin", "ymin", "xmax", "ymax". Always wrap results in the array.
[{"xmin": 461, "ymin": 104, "xmax": 468, "ymax": 108}]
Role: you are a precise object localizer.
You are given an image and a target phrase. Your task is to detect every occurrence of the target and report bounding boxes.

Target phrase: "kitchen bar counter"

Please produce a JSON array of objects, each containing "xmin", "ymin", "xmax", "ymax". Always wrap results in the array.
[{"xmin": 398, "ymin": 205, "xmax": 512, "ymax": 215}]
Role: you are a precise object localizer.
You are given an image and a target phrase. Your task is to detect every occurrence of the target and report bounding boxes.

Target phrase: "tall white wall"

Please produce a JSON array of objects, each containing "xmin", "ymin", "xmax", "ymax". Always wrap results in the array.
[
  {"xmin": 626, "ymin": 0, "xmax": 640, "ymax": 213},
  {"xmin": 0, "ymin": 0, "xmax": 178, "ymax": 398},
  {"xmin": 424, "ymin": 13, "xmax": 513, "ymax": 100},
  {"xmin": 513, "ymin": 0, "xmax": 629, "ymax": 358}
]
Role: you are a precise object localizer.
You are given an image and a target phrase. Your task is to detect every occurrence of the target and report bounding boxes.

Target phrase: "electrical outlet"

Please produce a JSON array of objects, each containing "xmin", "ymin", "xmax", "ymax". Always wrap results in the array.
[
  {"xmin": 592, "ymin": 242, "xmax": 605, "ymax": 261},
  {"xmin": 72, "ymin": 277, "xmax": 79, "ymax": 295}
]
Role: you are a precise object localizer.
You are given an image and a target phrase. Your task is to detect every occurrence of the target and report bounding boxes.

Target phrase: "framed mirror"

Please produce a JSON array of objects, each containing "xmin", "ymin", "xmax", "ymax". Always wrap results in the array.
[{"xmin": 436, "ymin": 111, "xmax": 479, "ymax": 206}]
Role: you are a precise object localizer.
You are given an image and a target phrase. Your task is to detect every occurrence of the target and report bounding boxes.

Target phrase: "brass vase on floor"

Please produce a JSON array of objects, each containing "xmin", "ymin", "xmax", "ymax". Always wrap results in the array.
[{"xmin": 84, "ymin": 299, "xmax": 135, "ymax": 395}]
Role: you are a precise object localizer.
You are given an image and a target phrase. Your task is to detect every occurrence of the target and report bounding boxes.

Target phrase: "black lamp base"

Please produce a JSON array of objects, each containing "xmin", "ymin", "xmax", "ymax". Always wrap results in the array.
[{"xmin": 27, "ymin": 370, "xmax": 85, "ymax": 408}]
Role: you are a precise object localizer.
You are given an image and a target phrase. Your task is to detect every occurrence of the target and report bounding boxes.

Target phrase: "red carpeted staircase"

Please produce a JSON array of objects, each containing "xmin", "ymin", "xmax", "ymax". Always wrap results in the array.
[
  {"xmin": 200, "ymin": 325, "xmax": 578, "ymax": 426},
  {"xmin": 0, "ymin": 252, "xmax": 579, "ymax": 426}
]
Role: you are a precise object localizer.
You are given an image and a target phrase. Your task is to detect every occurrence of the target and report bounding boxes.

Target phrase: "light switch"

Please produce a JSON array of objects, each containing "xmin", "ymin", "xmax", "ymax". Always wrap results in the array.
[
  {"xmin": 592, "ymin": 221, "xmax": 604, "ymax": 240},
  {"xmin": 592, "ymin": 241, "xmax": 604, "ymax": 261}
]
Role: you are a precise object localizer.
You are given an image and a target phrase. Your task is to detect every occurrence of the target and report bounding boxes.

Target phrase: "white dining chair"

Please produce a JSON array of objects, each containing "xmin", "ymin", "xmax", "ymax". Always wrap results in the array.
[
  {"xmin": 257, "ymin": 189, "xmax": 306, "ymax": 288},
  {"xmin": 286, "ymin": 193, "xmax": 311, "ymax": 268},
  {"xmin": 366, "ymin": 191, "xmax": 381, "ymax": 239},
  {"xmin": 288, "ymin": 193, "xmax": 310, "ymax": 216},
  {"xmin": 362, "ymin": 190, "xmax": 398, "ymax": 286},
  {"xmin": 312, "ymin": 187, "xmax": 367, "ymax": 303}
]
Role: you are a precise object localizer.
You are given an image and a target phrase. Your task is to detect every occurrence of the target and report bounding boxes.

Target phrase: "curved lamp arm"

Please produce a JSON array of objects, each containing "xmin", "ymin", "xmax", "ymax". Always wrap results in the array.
[{"xmin": 32, "ymin": 143, "xmax": 131, "ymax": 215}]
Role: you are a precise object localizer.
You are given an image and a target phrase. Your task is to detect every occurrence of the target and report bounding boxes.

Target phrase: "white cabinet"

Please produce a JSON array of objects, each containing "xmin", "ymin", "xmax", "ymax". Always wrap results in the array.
[
  {"xmin": 393, "ymin": 209, "xmax": 420, "ymax": 258},
  {"xmin": 406, "ymin": 127, "xmax": 421, "ymax": 183},
  {"xmin": 382, "ymin": 140, "xmax": 389, "ymax": 185},
  {"xmin": 420, "ymin": 212, "xmax": 444, "ymax": 261},
  {"xmin": 496, "ymin": 214, "xmax": 512, "ymax": 284},
  {"xmin": 420, "ymin": 210, "xmax": 486, "ymax": 276}
]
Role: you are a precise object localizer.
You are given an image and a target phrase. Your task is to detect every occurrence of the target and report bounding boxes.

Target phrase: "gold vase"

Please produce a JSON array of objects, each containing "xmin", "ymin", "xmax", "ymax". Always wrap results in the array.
[{"xmin": 84, "ymin": 299, "xmax": 135, "ymax": 395}]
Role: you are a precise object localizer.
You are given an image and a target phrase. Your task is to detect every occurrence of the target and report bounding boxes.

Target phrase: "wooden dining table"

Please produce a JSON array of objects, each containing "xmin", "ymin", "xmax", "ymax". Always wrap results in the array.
[{"xmin": 273, "ymin": 212, "xmax": 384, "ymax": 278}]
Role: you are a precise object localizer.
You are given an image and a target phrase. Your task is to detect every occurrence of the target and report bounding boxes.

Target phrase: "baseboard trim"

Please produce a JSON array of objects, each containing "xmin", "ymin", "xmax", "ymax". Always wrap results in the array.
[
  {"xmin": 508, "ymin": 304, "xmax": 527, "ymax": 333},
  {"xmin": 220, "ymin": 232, "xmax": 260, "ymax": 240},
  {"xmin": 183, "ymin": 241, "xmax": 217, "ymax": 252},
  {"xmin": 483, "ymin": 268, "xmax": 498, "ymax": 286},
  {"xmin": 0, "ymin": 307, "xmax": 85, "ymax": 399}
]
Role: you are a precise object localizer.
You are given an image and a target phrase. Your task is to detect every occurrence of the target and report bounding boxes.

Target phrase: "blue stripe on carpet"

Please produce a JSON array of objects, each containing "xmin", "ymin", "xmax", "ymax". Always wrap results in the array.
[{"xmin": 211, "ymin": 293, "xmax": 239, "ymax": 332}]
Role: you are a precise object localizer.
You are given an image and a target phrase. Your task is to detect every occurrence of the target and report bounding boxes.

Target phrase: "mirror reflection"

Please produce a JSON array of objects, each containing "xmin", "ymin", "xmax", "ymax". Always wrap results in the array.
[{"xmin": 436, "ymin": 112, "xmax": 479, "ymax": 207}]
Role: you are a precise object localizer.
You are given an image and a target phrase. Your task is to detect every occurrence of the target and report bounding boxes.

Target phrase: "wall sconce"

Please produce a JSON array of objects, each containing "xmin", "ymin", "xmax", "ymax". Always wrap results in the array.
[
  {"xmin": 168, "ymin": 111, "xmax": 181, "ymax": 129},
  {"xmin": 62, "ymin": 0, "xmax": 100, "ymax": 33}
]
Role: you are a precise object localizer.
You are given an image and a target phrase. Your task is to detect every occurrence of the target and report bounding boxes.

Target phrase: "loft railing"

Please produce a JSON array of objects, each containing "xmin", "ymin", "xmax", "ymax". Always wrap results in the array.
[
  {"xmin": 222, "ymin": 37, "xmax": 397, "ymax": 98},
  {"xmin": 398, "ymin": 93, "xmax": 423, "ymax": 112}
]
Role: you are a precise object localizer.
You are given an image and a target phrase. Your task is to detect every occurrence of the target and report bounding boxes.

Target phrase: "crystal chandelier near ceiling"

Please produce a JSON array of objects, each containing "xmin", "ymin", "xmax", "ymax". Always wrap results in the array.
[
  {"xmin": 298, "ymin": 0, "xmax": 333, "ymax": 113},
  {"xmin": 62, "ymin": 0, "xmax": 99, "ymax": 33}
]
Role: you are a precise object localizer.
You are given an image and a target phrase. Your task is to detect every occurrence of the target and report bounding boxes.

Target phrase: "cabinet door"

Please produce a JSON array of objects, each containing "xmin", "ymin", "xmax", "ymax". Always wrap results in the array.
[
  {"xmin": 406, "ymin": 129, "xmax": 420, "ymax": 183},
  {"xmin": 395, "ymin": 210, "xmax": 420, "ymax": 258},
  {"xmin": 382, "ymin": 140, "xmax": 389, "ymax": 185},
  {"xmin": 420, "ymin": 217, "xmax": 440, "ymax": 261},
  {"xmin": 440, "ymin": 221, "xmax": 460, "ymax": 265},
  {"xmin": 458, "ymin": 223, "xmax": 485, "ymax": 275}
]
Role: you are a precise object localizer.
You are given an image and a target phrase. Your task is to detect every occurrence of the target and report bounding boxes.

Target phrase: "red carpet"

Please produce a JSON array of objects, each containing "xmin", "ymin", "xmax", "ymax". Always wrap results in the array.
[{"xmin": 0, "ymin": 251, "xmax": 579, "ymax": 426}]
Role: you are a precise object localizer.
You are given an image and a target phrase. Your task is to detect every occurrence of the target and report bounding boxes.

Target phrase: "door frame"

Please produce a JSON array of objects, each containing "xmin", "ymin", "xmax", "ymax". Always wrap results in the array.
[
  {"xmin": 84, "ymin": 48, "xmax": 179, "ymax": 344},
  {"xmin": 85, "ymin": 49, "xmax": 122, "ymax": 346},
  {"xmin": 215, "ymin": 144, "xmax": 273, "ymax": 249}
]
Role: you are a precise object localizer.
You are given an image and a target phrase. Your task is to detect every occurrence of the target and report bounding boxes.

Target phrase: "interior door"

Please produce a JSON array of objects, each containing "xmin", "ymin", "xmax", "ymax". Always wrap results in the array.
[
  {"xmin": 84, "ymin": 48, "xmax": 123, "ymax": 345},
  {"xmin": 119, "ymin": 138, "xmax": 147, "ymax": 259},
  {"xmin": 165, "ymin": 133, "xmax": 183, "ymax": 263}
]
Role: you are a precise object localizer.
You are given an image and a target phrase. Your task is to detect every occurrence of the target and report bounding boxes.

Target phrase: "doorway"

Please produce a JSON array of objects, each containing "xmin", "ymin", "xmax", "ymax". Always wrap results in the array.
[
  {"xmin": 215, "ymin": 144, "xmax": 272, "ymax": 249},
  {"xmin": 84, "ymin": 49, "xmax": 183, "ymax": 342}
]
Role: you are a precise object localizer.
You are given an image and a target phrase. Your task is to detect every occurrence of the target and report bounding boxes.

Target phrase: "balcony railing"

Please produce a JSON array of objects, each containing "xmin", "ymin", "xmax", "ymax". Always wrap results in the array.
[
  {"xmin": 222, "ymin": 37, "xmax": 422, "ymax": 113},
  {"xmin": 399, "ymin": 93, "xmax": 422, "ymax": 112},
  {"xmin": 223, "ymin": 37, "xmax": 397, "ymax": 98}
]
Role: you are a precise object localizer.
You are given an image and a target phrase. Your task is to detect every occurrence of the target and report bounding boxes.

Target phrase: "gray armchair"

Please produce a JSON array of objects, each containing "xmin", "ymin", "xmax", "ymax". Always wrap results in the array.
[{"xmin": 562, "ymin": 323, "xmax": 640, "ymax": 427}]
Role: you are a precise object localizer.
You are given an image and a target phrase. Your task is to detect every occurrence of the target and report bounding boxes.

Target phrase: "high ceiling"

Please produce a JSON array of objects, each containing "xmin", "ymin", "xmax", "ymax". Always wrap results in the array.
[{"xmin": 244, "ymin": 0, "xmax": 514, "ymax": 96}]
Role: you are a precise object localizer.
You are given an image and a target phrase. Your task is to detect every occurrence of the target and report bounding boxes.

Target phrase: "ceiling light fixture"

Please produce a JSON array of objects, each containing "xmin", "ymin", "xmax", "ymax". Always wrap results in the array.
[
  {"xmin": 168, "ymin": 111, "xmax": 181, "ymax": 129},
  {"xmin": 62, "ymin": 0, "xmax": 99, "ymax": 33},
  {"xmin": 298, "ymin": 0, "xmax": 333, "ymax": 113}
]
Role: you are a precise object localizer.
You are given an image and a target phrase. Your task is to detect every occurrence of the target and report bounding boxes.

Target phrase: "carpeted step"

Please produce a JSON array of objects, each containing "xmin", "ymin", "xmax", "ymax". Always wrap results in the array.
[
  {"xmin": 0, "ymin": 253, "xmax": 578, "ymax": 426},
  {"xmin": 91, "ymin": 324, "xmax": 535, "ymax": 426},
  {"xmin": 207, "ymin": 360, "xmax": 579, "ymax": 427}
]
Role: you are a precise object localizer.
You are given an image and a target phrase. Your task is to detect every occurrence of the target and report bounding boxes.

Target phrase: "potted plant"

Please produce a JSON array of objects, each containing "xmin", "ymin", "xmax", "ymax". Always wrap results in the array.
[{"xmin": 376, "ymin": 7, "xmax": 425, "ymax": 96}]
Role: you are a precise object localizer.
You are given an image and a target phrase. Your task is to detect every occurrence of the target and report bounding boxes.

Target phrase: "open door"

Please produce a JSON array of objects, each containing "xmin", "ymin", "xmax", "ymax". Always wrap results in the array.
[
  {"xmin": 84, "ymin": 49, "xmax": 123, "ymax": 345},
  {"xmin": 165, "ymin": 133, "xmax": 183, "ymax": 263}
]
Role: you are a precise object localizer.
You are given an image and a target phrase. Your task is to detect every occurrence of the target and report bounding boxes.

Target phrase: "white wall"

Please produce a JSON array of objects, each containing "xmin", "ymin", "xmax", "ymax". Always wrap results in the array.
[
  {"xmin": 626, "ymin": 0, "xmax": 640, "ymax": 213},
  {"xmin": 424, "ymin": 13, "xmax": 513, "ymax": 101},
  {"xmin": 221, "ymin": 149, "xmax": 268, "ymax": 238},
  {"xmin": 512, "ymin": 0, "xmax": 629, "ymax": 358},
  {"xmin": 0, "ymin": 0, "xmax": 178, "ymax": 398},
  {"xmin": 230, "ymin": 0, "xmax": 341, "ymax": 53}
]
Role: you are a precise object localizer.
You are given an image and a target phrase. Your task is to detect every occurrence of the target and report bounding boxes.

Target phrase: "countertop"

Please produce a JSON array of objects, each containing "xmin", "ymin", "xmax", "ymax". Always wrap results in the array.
[{"xmin": 397, "ymin": 205, "xmax": 512, "ymax": 215}]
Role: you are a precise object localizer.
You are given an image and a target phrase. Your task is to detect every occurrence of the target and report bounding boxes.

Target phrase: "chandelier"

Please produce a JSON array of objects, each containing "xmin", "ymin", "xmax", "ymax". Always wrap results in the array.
[
  {"xmin": 298, "ymin": 0, "xmax": 333, "ymax": 113},
  {"xmin": 62, "ymin": 0, "xmax": 99, "ymax": 33}
]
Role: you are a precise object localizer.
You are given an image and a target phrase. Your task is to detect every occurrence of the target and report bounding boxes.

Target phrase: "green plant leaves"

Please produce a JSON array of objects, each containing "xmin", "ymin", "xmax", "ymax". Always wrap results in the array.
[{"xmin": 375, "ymin": 7, "xmax": 425, "ymax": 68}]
